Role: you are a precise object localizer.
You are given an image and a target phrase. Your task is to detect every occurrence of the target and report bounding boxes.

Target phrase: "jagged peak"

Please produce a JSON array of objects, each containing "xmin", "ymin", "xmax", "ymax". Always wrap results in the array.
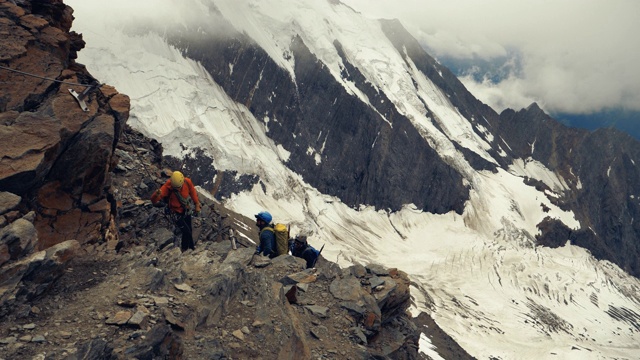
[{"xmin": 525, "ymin": 102, "xmax": 542, "ymax": 112}]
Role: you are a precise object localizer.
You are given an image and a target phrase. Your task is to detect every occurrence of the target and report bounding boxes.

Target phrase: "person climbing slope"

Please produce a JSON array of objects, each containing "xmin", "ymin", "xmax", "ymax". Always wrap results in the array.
[{"xmin": 151, "ymin": 170, "xmax": 201, "ymax": 252}]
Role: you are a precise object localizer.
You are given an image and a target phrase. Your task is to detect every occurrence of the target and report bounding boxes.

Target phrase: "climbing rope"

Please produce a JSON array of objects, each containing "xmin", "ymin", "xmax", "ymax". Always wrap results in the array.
[
  {"xmin": 0, "ymin": 65, "xmax": 94, "ymax": 87},
  {"xmin": 0, "ymin": 65, "xmax": 101, "ymax": 111}
]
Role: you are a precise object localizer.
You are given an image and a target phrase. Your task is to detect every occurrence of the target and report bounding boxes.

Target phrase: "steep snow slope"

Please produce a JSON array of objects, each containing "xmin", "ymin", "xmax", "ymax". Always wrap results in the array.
[{"xmin": 68, "ymin": 0, "xmax": 640, "ymax": 358}]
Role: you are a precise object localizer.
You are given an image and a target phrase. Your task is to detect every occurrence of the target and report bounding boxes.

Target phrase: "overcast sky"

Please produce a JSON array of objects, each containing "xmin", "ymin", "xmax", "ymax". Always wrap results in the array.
[{"xmin": 342, "ymin": 0, "xmax": 640, "ymax": 116}]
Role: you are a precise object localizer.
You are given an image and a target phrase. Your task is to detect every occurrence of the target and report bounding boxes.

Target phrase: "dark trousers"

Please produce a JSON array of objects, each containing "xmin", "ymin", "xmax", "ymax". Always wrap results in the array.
[{"xmin": 175, "ymin": 213, "xmax": 194, "ymax": 251}]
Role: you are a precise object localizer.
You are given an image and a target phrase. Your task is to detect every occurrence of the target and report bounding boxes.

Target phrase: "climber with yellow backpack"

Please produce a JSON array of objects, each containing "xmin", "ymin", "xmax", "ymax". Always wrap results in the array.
[
  {"xmin": 151, "ymin": 170, "xmax": 201, "ymax": 252},
  {"xmin": 254, "ymin": 211, "xmax": 289, "ymax": 258}
]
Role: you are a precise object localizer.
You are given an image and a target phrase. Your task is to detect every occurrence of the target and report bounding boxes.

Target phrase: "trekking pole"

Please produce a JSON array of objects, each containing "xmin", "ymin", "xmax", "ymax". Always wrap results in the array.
[{"xmin": 311, "ymin": 244, "xmax": 325, "ymax": 268}]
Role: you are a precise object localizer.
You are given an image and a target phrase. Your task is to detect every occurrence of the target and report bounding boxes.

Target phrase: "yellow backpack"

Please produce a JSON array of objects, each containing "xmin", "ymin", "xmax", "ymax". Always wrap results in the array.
[{"xmin": 273, "ymin": 223, "xmax": 290, "ymax": 256}]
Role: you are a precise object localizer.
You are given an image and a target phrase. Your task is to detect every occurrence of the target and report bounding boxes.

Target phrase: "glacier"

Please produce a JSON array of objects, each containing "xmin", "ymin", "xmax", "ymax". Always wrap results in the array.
[{"xmin": 68, "ymin": 0, "xmax": 640, "ymax": 358}]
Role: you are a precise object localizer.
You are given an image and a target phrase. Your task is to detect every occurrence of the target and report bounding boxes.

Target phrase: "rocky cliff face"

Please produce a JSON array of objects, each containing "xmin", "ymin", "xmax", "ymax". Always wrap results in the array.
[
  {"xmin": 0, "ymin": 0, "xmax": 129, "ymax": 250},
  {"xmin": 494, "ymin": 104, "xmax": 640, "ymax": 276}
]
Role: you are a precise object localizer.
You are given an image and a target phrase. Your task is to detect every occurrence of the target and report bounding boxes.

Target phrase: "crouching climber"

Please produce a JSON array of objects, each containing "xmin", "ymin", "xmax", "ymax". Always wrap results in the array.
[
  {"xmin": 151, "ymin": 170, "xmax": 201, "ymax": 252},
  {"xmin": 254, "ymin": 211, "xmax": 277, "ymax": 258},
  {"xmin": 290, "ymin": 235, "xmax": 320, "ymax": 269}
]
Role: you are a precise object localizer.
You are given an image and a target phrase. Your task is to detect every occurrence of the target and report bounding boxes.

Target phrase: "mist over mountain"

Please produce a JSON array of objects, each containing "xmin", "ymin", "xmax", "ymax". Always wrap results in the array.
[
  {"xmin": 59, "ymin": 0, "xmax": 640, "ymax": 358},
  {"xmin": 436, "ymin": 56, "xmax": 640, "ymax": 142}
]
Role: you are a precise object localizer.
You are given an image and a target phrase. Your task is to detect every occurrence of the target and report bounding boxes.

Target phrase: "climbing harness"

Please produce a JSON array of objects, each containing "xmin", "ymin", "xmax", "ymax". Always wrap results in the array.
[{"xmin": 172, "ymin": 187, "xmax": 194, "ymax": 216}]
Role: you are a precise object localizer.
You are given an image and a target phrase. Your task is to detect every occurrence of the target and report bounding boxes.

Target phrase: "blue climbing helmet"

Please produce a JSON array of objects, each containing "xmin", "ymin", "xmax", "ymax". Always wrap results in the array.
[{"xmin": 255, "ymin": 211, "xmax": 272, "ymax": 224}]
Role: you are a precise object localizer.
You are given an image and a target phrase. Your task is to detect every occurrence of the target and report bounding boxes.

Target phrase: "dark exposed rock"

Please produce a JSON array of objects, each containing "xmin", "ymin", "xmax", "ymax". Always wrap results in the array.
[
  {"xmin": 367, "ymin": 263, "xmax": 390, "ymax": 276},
  {"xmin": 496, "ymin": 105, "xmax": 640, "ymax": 277},
  {"xmin": 413, "ymin": 312, "xmax": 475, "ymax": 360},
  {"xmin": 124, "ymin": 324, "xmax": 184, "ymax": 360},
  {"xmin": 48, "ymin": 114, "xmax": 116, "ymax": 196},
  {"xmin": 0, "ymin": 239, "xmax": 79, "ymax": 318},
  {"xmin": 65, "ymin": 338, "xmax": 116, "ymax": 360},
  {"xmin": 380, "ymin": 19, "xmax": 500, "ymax": 163},
  {"xmin": 150, "ymin": 227, "xmax": 175, "ymax": 250}
]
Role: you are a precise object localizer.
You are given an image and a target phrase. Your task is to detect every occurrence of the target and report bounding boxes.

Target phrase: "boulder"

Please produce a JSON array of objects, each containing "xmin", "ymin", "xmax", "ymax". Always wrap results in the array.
[
  {"xmin": 366, "ymin": 263, "xmax": 389, "ymax": 276},
  {"xmin": 124, "ymin": 325, "xmax": 183, "ymax": 359},
  {"xmin": 0, "ymin": 114, "xmax": 62, "ymax": 194},
  {"xmin": 47, "ymin": 114, "xmax": 116, "ymax": 196},
  {"xmin": 150, "ymin": 228, "xmax": 174, "ymax": 249},
  {"xmin": 330, "ymin": 276, "xmax": 382, "ymax": 333},
  {"xmin": 127, "ymin": 308, "xmax": 149, "ymax": 328},
  {"xmin": 66, "ymin": 338, "xmax": 116, "ymax": 360},
  {"xmin": 280, "ymin": 268, "xmax": 318, "ymax": 286},
  {"xmin": 204, "ymin": 248, "xmax": 253, "ymax": 324},
  {"xmin": 0, "ymin": 192, "xmax": 21, "ymax": 215},
  {"xmin": 376, "ymin": 271, "xmax": 411, "ymax": 325},
  {"xmin": 105, "ymin": 311, "xmax": 132, "ymax": 326},
  {"xmin": 329, "ymin": 277, "xmax": 363, "ymax": 301},
  {"xmin": 0, "ymin": 240, "xmax": 80, "ymax": 317},
  {"xmin": 0, "ymin": 218, "xmax": 37, "ymax": 264}
]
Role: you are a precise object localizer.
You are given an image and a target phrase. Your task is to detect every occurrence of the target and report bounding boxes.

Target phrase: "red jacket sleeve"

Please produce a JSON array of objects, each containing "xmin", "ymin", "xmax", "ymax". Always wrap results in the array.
[{"xmin": 151, "ymin": 180, "xmax": 171, "ymax": 204}]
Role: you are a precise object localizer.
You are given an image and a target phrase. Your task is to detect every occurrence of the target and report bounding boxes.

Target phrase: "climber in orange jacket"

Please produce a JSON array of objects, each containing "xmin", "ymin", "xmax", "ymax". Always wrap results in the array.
[{"xmin": 151, "ymin": 170, "xmax": 201, "ymax": 252}]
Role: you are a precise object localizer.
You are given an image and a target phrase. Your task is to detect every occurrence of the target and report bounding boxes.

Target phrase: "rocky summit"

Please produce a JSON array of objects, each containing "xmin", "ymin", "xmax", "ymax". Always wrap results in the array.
[{"xmin": 0, "ymin": 1, "xmax": 451, "ymax": 359}]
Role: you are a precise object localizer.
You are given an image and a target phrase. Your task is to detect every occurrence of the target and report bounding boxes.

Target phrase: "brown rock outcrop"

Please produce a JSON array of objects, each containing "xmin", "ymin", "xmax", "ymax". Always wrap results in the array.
[{"xmin": 0, "ymin": 0, "xmax": 130, "ymax": 250}]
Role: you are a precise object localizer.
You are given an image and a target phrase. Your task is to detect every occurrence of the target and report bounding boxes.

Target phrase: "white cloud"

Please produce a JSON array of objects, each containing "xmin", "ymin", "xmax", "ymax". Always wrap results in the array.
[{"xmin": 342, "ymin": 0, "xmax": 640, "ymax": 114}]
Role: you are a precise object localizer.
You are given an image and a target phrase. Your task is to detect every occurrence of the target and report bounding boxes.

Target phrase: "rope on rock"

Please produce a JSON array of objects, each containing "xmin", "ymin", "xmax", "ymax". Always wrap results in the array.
[
  {"xmin": 0, "ymin": 65, "xmax": 103, "ymax": 111},
  {"xmin": 0, "ymin": 65, "xmax": 94, "ymax": 87}
]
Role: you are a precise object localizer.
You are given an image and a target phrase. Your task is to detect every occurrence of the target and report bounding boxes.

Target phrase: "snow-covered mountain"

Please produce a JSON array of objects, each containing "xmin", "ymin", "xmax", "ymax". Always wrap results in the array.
[{"xmin": 68, "ymin": 0, "xmax": 640, "ymax": 358}]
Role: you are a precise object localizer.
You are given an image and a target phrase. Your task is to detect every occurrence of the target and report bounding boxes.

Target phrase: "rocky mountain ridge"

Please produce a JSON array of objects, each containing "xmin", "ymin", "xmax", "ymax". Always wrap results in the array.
[{"xmin": 0, "ymin": 123, "xmax": 454, "ymax": 359}]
